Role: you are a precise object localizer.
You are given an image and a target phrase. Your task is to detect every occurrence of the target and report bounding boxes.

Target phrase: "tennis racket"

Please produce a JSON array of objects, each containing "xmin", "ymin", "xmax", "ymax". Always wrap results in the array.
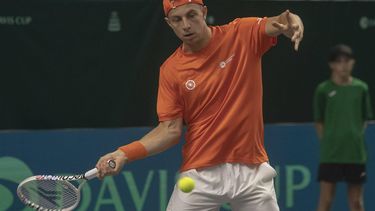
[{"xmin": 17, "ymin": 160, "xmax": 116, "ymax": 211}]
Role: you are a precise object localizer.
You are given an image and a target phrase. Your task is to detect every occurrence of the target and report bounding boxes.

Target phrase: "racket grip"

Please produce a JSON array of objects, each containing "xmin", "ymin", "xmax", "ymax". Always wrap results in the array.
[
  {"xmin": 85, "ymin": 160, "xmax": 116, "ymax": 180},
  {"xmin": 85, "ymin": 168, "xmax": 98, "ymax": 180}
]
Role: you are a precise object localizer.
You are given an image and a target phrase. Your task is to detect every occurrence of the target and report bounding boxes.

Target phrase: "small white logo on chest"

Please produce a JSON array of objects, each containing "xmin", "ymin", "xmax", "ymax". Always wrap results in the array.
[
  {"xmin": 185, "ymin": 80, "xmax": 196, "ymax": 90},
  {"xmin": 219, "ymin": 54, "xmax": 235, "ymax": 69},
  {"xmin": 328, "ymin": 90, "xmax": 337, "ymax": 97}
]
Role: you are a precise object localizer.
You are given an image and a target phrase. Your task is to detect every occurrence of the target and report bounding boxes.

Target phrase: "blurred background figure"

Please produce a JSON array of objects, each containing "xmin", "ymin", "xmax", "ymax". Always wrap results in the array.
[{"xmin": 314, "ymin": 44, "xmax": 373, "ymax": 211}]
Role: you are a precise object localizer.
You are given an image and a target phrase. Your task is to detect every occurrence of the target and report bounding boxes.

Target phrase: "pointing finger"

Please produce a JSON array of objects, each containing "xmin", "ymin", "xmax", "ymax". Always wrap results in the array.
[
  {"xmin": 294, "ymin": 39, "xmax": 300, "ymax": 51},
  {"xmin": 291, "ymin": 31, "xmax": 300, "ymax": 42}
]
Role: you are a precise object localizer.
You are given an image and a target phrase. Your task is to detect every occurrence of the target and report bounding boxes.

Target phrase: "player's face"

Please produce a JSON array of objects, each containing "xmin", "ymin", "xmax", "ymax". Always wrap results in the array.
[
  {"xmin": 329, "ymin": 56, "xmax": 355, "ymax": 78},
  {"xmin": 165, "ymin": 4, "xmax": 208, "ymax": 45}
]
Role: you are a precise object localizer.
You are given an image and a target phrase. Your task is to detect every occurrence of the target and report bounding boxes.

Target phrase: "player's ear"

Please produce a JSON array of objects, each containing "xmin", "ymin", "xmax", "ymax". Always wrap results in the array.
[
  {"xmin": 202, "ymin": 6, "xmax": 207, "ymax": 20},
  {"xmin": 164, "ymin": 17, "xmax": 172, "ymax": 27}
]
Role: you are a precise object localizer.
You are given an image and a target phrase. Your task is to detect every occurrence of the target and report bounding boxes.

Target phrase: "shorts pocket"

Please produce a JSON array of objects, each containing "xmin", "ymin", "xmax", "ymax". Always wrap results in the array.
[{"xmin": 259, "ymin": 162, "xmax": 277, "ymax": 183}]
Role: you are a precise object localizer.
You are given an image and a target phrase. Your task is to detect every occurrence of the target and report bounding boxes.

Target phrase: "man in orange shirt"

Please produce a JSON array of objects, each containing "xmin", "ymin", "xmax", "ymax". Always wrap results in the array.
[{"xmin": 96, "ymin": 0, "xmax": 304, "ymax": 210}]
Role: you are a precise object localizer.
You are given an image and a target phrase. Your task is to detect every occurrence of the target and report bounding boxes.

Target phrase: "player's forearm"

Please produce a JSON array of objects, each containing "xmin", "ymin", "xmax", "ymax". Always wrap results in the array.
[
  {"xmin": 315, "ymin": 122, "xmax": 324, "ymax": 140},
  {"xmin": 139, "ymin": 119, "xmax": 183, "ymax": 156},
  {"xmin": 96, "ymin": 119, "xmax": 183, "ymax": 179},
  {"xmin": 117, "ymin": 118, "xmax": 182, "ymax": 164}
]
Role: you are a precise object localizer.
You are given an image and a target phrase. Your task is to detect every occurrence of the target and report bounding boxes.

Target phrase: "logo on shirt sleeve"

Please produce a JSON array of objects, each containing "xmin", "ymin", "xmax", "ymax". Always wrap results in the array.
[{"xmin": 185, "ymin": 80, "xmax": 196, "ymax": 90}]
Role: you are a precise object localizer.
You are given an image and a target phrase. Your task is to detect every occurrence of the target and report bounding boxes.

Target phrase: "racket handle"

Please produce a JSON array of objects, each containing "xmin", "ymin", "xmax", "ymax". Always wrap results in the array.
[
  {"xmin": 85, "ymin": 159, "xmax": 117, "ymax": 180},
  {"xmin": 85, "ymin": 168, "xmax": 98, "ymax": 180}
]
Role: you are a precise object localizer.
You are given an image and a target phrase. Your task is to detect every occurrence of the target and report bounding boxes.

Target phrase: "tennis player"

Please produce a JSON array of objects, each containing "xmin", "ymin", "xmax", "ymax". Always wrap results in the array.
[{"xmin": 96, "ymin": 0, "xmax": 304, "ymax": 210}]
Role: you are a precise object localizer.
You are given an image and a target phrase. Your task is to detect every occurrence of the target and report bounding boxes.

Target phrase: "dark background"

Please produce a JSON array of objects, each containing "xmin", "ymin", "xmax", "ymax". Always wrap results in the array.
[{"xmin": 0, "ymin": 0, "xmax": 374, "ymax": 129}]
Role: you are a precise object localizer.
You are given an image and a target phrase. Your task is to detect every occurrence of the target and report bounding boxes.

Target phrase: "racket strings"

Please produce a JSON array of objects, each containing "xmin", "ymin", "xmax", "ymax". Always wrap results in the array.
[{"xmin": 19, "ymin": 179, "xmax": 79, "ymax": 209}]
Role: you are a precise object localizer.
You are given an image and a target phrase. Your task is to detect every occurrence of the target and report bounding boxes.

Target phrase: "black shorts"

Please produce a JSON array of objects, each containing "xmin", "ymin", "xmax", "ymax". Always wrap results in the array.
[{"xmin": 318, "ymin": 163, "xmax": 366, "ymax": 184}]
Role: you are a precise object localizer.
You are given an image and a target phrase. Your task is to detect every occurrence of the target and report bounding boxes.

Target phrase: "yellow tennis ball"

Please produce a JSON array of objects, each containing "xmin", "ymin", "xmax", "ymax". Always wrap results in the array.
[{"xmin": 178, "ymin": 176, "xmax": 195, "ymax": 193}]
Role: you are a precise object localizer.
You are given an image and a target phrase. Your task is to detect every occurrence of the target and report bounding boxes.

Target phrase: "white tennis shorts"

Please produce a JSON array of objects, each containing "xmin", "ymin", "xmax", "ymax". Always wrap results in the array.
[{"xmin": 167, "ymin": 162, "xmax": 279, "ymax": 211}]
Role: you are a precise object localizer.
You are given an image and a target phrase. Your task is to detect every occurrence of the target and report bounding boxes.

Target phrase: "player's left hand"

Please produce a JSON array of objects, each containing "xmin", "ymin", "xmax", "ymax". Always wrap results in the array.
[
  {"xmin": 96, "ymin": 150, "xmax": 126, "ymax": 180},
  {"xmin": 272, "ymin": 10, "xmax": 304, "ymax": 51}
]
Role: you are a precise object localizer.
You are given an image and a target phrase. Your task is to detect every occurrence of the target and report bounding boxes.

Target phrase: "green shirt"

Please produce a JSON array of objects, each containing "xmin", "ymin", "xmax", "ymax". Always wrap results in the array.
[{"xmin": 314, "ymin": 77, "xmax": 373, "ymax": 164}]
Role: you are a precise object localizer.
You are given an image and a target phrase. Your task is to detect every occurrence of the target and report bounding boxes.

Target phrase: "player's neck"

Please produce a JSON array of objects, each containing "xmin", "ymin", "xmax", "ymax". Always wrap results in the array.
[
  {"xmin": 182, "ymin": 26, "xmax": 212, "ymax": 54},
  {"xmin": 331, "ymin": 74, "xmax": 352, "ymax": 86}
]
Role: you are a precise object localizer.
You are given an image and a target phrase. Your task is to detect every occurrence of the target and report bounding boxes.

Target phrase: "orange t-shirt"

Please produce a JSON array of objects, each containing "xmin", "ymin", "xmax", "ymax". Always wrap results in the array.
[{"xmin": 157, "ymin": 17, "xmax": 277, "ymax": 172}]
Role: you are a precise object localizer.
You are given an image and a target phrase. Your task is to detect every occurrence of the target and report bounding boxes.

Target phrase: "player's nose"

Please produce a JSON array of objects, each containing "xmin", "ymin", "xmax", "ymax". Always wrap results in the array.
[{"xmin": 182, "ymin": 18, "xmax": 191, "ymax": 30}]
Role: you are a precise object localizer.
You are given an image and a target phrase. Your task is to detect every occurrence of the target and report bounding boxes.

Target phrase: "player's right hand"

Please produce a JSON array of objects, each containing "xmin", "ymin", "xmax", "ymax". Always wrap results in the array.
[{"xmin": 96, "ymin": 150, "xmax": 127, "ymax": 180}]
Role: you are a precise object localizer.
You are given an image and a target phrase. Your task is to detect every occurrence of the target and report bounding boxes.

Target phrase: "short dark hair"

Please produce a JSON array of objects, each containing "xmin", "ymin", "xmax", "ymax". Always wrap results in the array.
[{"xmin": 328, "ymin": 44, "xmax": 354, "ymax": 62}]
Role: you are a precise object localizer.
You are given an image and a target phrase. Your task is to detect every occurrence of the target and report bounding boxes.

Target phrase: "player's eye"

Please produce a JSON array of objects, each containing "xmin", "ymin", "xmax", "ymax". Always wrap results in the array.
[
  {"xmin": 188, "ymin": 13, "xmax": 197, "ymax": 19},
  {"xmin": 171, "ymin": 17, "xmax": 181, "ymax": 23}
]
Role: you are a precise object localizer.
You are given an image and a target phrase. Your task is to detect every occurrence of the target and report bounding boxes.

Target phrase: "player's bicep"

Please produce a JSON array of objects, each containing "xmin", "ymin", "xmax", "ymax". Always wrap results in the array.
[
  {"xmin": 157, "ymin": 69, "xmax": 184, "ymax": 121},
  {"xmin": 236, "ymin": 17, "xmax": 277, "ymax": 56}
]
